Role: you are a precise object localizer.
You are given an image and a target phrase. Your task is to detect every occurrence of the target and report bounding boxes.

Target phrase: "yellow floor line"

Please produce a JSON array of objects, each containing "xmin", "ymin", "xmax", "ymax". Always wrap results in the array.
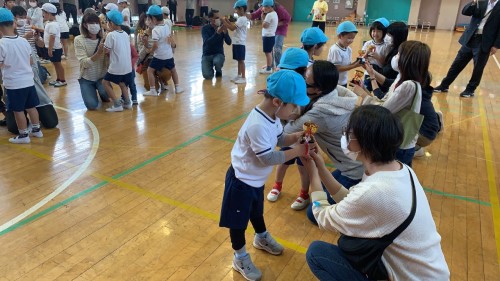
[{"xmin": 478, "ymin": 97, "xmax": 500, "ymax": 273}]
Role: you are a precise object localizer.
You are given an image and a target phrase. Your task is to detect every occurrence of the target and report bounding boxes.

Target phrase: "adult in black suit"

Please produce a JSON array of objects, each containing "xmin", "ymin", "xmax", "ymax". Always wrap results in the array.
[{"xmin": 435, "ymin": 0, "xmax": 500, "ymax": 97}]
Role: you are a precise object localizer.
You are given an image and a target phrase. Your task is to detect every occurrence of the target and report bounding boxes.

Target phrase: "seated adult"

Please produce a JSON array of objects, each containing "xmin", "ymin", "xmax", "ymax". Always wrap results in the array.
[
  {"xmin": 303, "ymin": 105, "xmax": 450, "ymax": 280},
  {"xmin": 201, "ymin": 9, "xmax": 231, "ymax": 79}
]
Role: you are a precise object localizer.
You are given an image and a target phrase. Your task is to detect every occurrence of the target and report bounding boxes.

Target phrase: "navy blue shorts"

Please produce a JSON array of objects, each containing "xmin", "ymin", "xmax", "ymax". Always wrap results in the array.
[
  {"xmin": 6, "ymin": 86, "xmax": 40, "ymax": 112},
  {"xmin": 219, "ymin": 165, "xmax": 265, "ymax": 229},
  {"xmin": 149, "ymin": 57, "xmax": 175, "ymax": 71},
  {"xmin": 48, "ymin": 48, "xmax": 63, "ymax": 63},
  {"xmin": 60, "ymin": 32, "xmax": 70, "ymax": 39},
  {"xmin": 104, "ymin": 72, "xmax": 133, "ymax": 86},
  {"xmin": 232, "ymin": 44, "xmax": 246, "ymax": 61},
  {"xmin": 262, "ymin": 36, "xmax": 275, "ymax": 53},
  {"xmin": 281, "ymin": 146, "xmax": 303, "ymax": 166}
]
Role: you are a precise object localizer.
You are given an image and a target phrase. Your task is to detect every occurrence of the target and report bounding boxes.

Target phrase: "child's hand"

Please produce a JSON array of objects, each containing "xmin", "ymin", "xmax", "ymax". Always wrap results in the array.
[
  {"xmin": 167, "ymin": 36, "xmax": 176, "ymax": 47},
  {"xmin": 48, "ymin": 49, "xmax": 53, "ymax": 57}
]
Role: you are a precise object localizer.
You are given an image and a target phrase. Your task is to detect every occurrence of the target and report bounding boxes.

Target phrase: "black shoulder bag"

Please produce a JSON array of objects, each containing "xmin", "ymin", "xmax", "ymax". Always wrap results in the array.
[{"xmin": 337, "ymin": 167, "xmax": 417, "ymax": 280}]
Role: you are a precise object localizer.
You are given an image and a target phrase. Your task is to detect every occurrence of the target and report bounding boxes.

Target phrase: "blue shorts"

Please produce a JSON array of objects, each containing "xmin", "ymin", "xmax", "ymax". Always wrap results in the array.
[
  {"xmin": 281, "ymin": 146, "xmax": 303, "ymax": 166},
  {"xmin": 61, "ymin": 32, "xmax": 70, "ymax": 39},
  {"xmin": 104, "ymin": 72, "xmax": 133, "ymax": 86},
  {"xmin": 149, "ymin": 57, "xmax": 175, "ymax": 71},
  {"xmin": 48, "ymin": 48, "xmax": 63, "ymax": 63},
  {"xmin": 232, "ymin": 44, "xmax": 245, "ymax": 61},
  {"xmin": 219, "ymin": 165, "xmax": 264, "ymax": 229},
  {"xmin": 6, "ymin": 86, "xmax": 39, "ymax": 112},
  {"xmin": 262, "ymin": 36, "xmax": 275, "ymax": 53}
]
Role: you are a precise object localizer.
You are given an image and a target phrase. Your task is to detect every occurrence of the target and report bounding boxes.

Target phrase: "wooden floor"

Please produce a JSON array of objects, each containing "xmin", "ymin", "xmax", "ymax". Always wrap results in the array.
[{"xmin": 0, "ymin": 22, "xmax": 499, "ymax": 280}]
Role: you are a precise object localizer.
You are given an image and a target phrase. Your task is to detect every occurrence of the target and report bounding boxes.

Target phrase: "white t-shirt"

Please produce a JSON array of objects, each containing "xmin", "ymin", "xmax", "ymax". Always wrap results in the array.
[
  {"xmin": 28, "ymin": 7, "xmax": 44, "ymax": 29},
  {"xmin": 122, "ymin": 7, "xmax": 131, "ymax": 27},
  {"xmin": 152, "ymin": 24, "xmax": 173, "ymax": 60},
  {"xmin": 231, "ymin": 107, "xmax": 284, "ymax": 187},
  {"xmin": 56, "ymin": 12, "xmax": 69, "ymax": 33},
  {"xmin": 328, "ymin": 43, "xmax": 352, "ymax": 86},
  {"xmin": 44, "ymin": 21, "xmax": 62, "ymax": 49},
  {"xmin": 362, "ymin": 39, "xmax": 391, "ymax": 68},
  {"xmin": 233, "ymin": 16, "xmax": 248, "ymax": 45},
  {"xmin": 0, "ymin": 36, "xmax": 35, "ymax": 89},
  {"xmin": 262, "ymin": 11, "xmax": 278, "ymax": 37},
  {"xmin": 104, "ymin": 30, "xmax": 132, "ymax": 75}
]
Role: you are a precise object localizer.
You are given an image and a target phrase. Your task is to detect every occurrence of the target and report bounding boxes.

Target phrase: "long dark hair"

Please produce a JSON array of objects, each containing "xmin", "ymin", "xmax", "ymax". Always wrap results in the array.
[
  {"xmin": 384, "ymin": 22, "xmax": 408, "ymax": 65},
  {"xmin": 302, "ymin": 60, "xmax": 339, "ymax": 114},
  {"xmin": 397, "ymin": 40, "xmax": 431, "ymax": 87}
]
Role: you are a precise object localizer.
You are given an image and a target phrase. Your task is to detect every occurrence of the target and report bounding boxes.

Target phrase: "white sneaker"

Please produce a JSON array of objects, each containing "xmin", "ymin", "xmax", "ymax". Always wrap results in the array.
[
  {"xmin": 106, "ymin": 105, "xmax": 123, "ymax": 112},
  {"xmin": 31, "ymin": 129, "xmax": 43, "ymax": 138},
  {"xmin": 231, "ymin": 74, "xmax": 242, "ymax": 82},
  {"xmin": 437, "ymin": 111, "xmax": 444, "ymax": 133},
  {"xmin": 143, "ymin": 90, "xmax": 159, "ymax": 96},
  {"xmin": 61, "ymin": 55, "xmax": 67, "ymax": 60},
  {"xmin": 234, "ymin": 77, "xmax": 247, "ymax": 84},
  {"xmin": 175, "ymin": 85, "xmax": 184, "ymax": 94},
  {"xmin": 122, "ymin": 101, "xmax": 133, "ymax": 109},
  {"xmin": 40, "ymin": 59, "xmax": 50, "ymax": 64},
  {"xmin": 232, "ymin": 254, "xmax": 262, "ymax": 281},
  {"xmin": 160, "ymin": 82, "xmax": 169, "ymax": 92},
  {"xmin": 291, "ymin": 196, "xmax": 310, "ymax": 210},
  {"xmin": 253, "ymin": 232, "xmax": 284, "ymax": 255},
  {"xmin": 414, "ymin": 147, "xmax": 425, "ymax": 158},
  {"xmin": 9, "ymin": 135, "xmax": 30, "ymax": 144},
  {"xmin": 49, "ymin": 80, "xmax": 58, "ymax": 86},
  {"xmin": 54, "ymin": 81, "xmax": 67, "ymax": 87},
  {"xmin": 259, "ymin": 68, "xmax": 273, "ymax": 74},
  {"xmin": 267, "ymin": 188, "xmax": 281, "ymax": 202}
]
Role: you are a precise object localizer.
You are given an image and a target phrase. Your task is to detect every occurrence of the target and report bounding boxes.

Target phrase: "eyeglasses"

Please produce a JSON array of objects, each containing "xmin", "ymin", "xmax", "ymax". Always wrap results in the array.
[{"xmin": 342, "ymin": 127, "xmax": 357, "ymax": 143}]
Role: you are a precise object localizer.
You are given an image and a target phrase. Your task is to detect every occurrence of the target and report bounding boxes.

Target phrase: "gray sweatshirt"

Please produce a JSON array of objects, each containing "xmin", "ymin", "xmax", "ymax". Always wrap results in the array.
[{"xmin": 284, "ymin": 86, "xmax": 364, "ymax": 180}]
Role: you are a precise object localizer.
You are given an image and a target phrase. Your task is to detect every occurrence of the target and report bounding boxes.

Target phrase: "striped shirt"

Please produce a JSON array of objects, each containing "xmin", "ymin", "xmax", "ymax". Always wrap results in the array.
[{"xmin": 74, "ymin": 35, "xmax": 108, "ymax": 81}]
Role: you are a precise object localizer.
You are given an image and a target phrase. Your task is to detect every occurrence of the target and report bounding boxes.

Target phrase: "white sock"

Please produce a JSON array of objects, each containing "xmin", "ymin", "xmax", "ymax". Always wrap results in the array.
[
  {"xmin": 235, "ymin": 246, "xmax": 247, "ymax": 259},
  {"xmin": 256, "ymin": 231, "xmax": 267, "ymax": 239}
]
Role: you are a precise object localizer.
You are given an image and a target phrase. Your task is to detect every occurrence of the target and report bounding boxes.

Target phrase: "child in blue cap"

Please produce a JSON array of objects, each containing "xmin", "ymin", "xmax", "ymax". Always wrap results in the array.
[
  {"xmin": 219, "ymin": 70, "xmax": 311, "ymax": 281},
  {"xmin": 258, "ymin": 0, "xmax": 278, "ymax": 74},
  {"xmin": 222, "ymin": 0, "xmax": 248, "ymax": 84},
  {"xmin": 362, "ymin": 17, "xmax": 391, "ymax": 90},
  {"xmin": 0, "ymin": 8, "xmax": 43, "ymax": 143},
  {"xmin": 300, "ymin": 27, "xmax": 328, "ymax": 67},
  {"xmin": 327, "ymin": 20, "xmax": 362, "ymax": 87},
  {"xmin": 102, "ymin": 9, "xmax": 133, "ymax": 112}
]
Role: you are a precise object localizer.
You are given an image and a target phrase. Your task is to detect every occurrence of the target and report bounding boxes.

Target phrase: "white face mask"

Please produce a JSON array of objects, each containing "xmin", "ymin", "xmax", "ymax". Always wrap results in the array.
[
  {"xmin": 385, "ymin": 35, "xmax": 393, "ymax": 45},
  {"xmin": 341, "ymin": 135, "xmax": 360, "ymax": 161},
  {"xmin": 29, "ymin": 2, "xmax": 37, "ymax": 7},
  {"xmin": 16, "ymin": 19, "xmax": 26, "ymax": 27},
  {"xmin": 391, "ymin": 54, "xmax": 399, "ymax": 73},
  {"xmin": 214, "ymin": 18, "xmax": 221, "ymax": 27},
  {"xmin": 20, "ymin": 1, "xmax": 26, "ymax": 6},
  {"xmin": 87, "ymin": 23, "xmax": 101, "ymax": 35}
]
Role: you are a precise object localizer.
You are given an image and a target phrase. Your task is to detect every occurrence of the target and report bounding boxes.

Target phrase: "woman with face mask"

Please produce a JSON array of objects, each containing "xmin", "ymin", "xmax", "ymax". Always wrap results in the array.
[
  {"xmin": 275, "ymin": 60, "xmax": 364, "ymax": 220},
  {"xmin": 27, "ymin": 0, "xmax": 43, "ymax": 29},
  {"xmin": 74, "ymin": 11, "xmax": 110, "ymax": 110},
  {"xmin": 302, "ymin": 105, "xmax": 450, "ymax": 281}
]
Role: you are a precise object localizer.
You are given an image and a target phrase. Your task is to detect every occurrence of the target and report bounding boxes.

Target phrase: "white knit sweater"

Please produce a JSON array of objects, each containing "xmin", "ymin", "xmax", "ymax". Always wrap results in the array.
[{"xmin": 311, "ymin": 165, "xmax": 450, "ymax": 280}]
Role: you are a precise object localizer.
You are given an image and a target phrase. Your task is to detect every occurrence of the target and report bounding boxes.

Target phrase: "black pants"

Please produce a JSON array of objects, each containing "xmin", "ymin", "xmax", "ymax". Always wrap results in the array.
[
  {"xmin": 200, "ymin": 6, "xmax": 208, "ymax": 17},
  {"xmin": 185, "ymin": 8, "xmax": 194, "ymax": 26},
  {"xmin": 312, "ymin": 21, "xmax": 326, "ymax": 33},
  {"xmin": 441, "ymin": 35, "xmax": 490, "ymax": 92},
  {"xmin": 64, "ymin": 3, "xmax": 78, "ymax": 24},
  {"xmin": 137, "ymin": 3, "xmax": 148, "ymax": 15},
  {"xmin": 170, "ymin": 6, "xmax": 177, "ymax": 22}
]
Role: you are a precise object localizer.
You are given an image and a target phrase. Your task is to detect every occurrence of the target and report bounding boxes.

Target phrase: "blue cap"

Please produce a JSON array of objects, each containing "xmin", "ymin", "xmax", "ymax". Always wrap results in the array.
[
  {"xmin": 262, "ymin": 0, "xmax": 274, "ymax": 7},
  {"xmin": 336, "ymin": 21, "xmax": 358, "ymax": 35},
  {"xmin": 374, "ymin": 17, "xmax": 389, "ymax": 28},
  {"xmin": 234, "ymin": 0, "xmax": 247, "ymax": 8},
  {"xmin": 0, "ymin": 8, "xmax": 14, "ymax": 23},
  {"xmin": 146, "ymin": 5, "xmax": 162, "ymax": 16},
  {"xmin": 267, "ymin": 70, "xmax": 309, "ymax": 107},
  {"xmin": 278, "ymin": 48, "xmax": 309, "ymax": 69},
  {"xmin": 106, "ymin": 10, "xmax": 123, "ymax": 25},
  {"xmin": 301, "ymin": 27, "xmax": 328, "ymax": 45}
]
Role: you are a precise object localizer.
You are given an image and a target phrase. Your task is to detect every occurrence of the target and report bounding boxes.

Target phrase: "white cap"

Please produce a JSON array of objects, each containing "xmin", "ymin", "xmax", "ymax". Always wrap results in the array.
[
  {"xmin": 117, "ymin": 0, "xmax": 129, "ymax": 4},
  {"xmin": 48, "ymin": 0, "xmax": 59, "ymax": 3},
  {"xmin": 161, "ymin": 6, "xmax": 170, "ymax": 15},
  {"xmin": 104, "ymin": 3, "xmax": 119, "ymax": 10},
  {"xmin": 42, "ymin": 3, "xmax": 57, "ymax": 13}
]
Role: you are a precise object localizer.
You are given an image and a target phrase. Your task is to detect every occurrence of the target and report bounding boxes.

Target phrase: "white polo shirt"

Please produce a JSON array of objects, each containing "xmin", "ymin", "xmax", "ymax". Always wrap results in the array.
[
  {"xmin": 328, "ymin": 43, "xmax": 353, "ymax": 85},
  {"xmin": 362, "ymin": 39, "xmax": 391, "ymax": 68},
  {"xmin": 231, "ymin": 107, "xmax": 284, "ymax": 187},
  {"xmin": 104, "ymin": 30, "xmax": 132, "ymax": 75},
  {"xmin": 122, "ymin": 7, "xmax": 131, "ymax": 27},
  {"xmin": 233, "ymin": 16, "xmax": 248, "ymax": 45},
  {"xmin": 0, "ymin": 36, "xmax": 35, "ymax": 89},
  {"xmin": 56, "ymin": 12, "xmax": 69, "ymax": 33},
  {"xmin": 44, "ymin": 21, "xmax": 62, "ymax": 49},
  {"xmin": 262, "ymin": 11, "xmax": 278, "ymax": 37},
  {"xmin": 152, "ymin": 24, "xmax": 173, "ymax": 60}
]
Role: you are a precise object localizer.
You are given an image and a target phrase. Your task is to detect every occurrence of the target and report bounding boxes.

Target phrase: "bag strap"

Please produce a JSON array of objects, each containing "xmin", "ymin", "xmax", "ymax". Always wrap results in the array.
[
  {"xmin": 92, "ymin": 37, "xmax": 101, "ymax": 55},
  {"xmin": 409, "ymin": 81, "xmax": 420, "ymax": 112},
  {"xmin": 383, "ymin": 167, "xmax": 417, "ymax": 241}
]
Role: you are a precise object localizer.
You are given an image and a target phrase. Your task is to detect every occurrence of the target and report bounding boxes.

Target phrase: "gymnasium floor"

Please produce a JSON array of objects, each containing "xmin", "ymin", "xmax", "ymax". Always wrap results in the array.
[{"xmin": 0, "ymin": 22, "xmax": 499, "ymax": 280}]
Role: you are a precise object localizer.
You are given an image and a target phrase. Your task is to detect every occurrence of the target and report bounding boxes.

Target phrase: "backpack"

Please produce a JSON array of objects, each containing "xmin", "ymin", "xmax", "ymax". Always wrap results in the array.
[{"xmin": 70, "ymin": 24, "xmax": 80, "ymax": 37}]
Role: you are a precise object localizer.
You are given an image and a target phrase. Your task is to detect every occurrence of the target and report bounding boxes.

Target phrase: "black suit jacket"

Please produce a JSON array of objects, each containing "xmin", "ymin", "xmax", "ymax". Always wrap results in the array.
[{"xmin": 459, "ymin": 1, "xmax": 500, "ymax": 53}]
